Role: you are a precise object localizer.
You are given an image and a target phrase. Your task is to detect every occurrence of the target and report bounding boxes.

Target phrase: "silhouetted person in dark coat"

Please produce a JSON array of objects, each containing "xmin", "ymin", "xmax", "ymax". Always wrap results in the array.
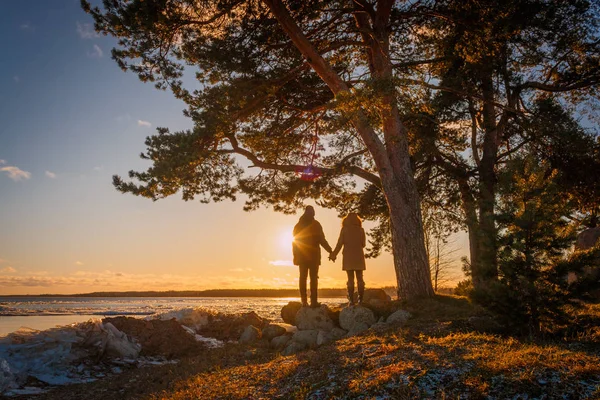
[{"xmin": 293, "ymin": 206, "xmax": 332, "ymax": 307}]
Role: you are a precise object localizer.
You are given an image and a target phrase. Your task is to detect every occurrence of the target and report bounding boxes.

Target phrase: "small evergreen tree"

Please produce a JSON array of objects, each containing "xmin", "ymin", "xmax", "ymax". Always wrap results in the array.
[{"xmin": 477, "ymin": 157, "xmax": 600, "ymax": 336}]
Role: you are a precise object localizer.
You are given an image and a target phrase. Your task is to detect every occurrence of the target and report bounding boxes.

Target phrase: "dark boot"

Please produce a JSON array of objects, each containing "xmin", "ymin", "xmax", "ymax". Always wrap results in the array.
[
  {"xmin": 357, "ymin": 280, "xmax": 365, "ymax": 305},
  {"xmin": 347, "ymin": 281, "xmax": 355, "ymax": 306}
]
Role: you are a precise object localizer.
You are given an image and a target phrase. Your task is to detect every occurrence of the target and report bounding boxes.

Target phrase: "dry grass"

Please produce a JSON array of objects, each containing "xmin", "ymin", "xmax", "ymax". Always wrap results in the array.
[{"xmin": 25, "ymin": 296, "xmax": 600, "ymax": 400}]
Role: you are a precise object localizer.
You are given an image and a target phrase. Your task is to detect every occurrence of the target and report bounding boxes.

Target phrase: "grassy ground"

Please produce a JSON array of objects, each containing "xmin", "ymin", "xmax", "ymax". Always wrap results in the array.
[{"xmin": 24, "ymin": 296, "xmax": 600, "ymax": 400}]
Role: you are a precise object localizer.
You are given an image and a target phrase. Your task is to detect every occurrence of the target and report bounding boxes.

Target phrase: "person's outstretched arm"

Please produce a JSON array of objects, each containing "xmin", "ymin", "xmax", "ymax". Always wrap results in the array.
[
  {"xmin": 317, "ymin": 221, "xmax": 333, "ymax": 254},
  {"xmin": 331, "ymin": 228, "xmax": 344, "ymax": 260}
]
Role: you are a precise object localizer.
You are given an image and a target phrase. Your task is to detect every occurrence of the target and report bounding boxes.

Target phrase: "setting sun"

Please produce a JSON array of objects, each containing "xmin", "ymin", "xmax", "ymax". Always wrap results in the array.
[{"xmin": 279, "ymin": 229, "xmax": 295, "ymax": 251}]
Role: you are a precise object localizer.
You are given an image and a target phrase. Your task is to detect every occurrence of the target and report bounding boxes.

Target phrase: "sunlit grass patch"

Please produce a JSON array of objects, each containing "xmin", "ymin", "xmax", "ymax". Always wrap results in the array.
[{"xmin": 158, "ymin": 358, "xmax": 304, "ymax": 400}]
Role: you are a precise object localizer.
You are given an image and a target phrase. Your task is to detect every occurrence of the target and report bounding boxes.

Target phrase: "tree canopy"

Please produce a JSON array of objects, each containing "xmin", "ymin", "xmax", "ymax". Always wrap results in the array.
[{"xmin": 84, "ymin": 0, "xmax": 600, "ymax": 303}]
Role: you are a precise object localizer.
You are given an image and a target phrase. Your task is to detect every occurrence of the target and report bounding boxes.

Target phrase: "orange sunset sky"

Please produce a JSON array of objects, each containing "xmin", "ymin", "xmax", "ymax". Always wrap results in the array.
[{"xmin": 0, "ymin": 1, "xmax": 467, "ymax": 295}]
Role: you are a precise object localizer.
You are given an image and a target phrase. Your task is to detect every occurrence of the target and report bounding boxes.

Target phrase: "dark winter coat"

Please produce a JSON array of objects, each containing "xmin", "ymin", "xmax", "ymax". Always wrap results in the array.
[{"xmin": 293, "ymin": 218, "xmax": 332, "ymax": 266}]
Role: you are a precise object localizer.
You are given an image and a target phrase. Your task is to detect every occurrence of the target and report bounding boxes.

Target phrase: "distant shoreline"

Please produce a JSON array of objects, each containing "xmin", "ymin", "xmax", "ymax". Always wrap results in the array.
[{"xmin": 0, "ymin": 287, "xmax": 397, "ymax": 298}]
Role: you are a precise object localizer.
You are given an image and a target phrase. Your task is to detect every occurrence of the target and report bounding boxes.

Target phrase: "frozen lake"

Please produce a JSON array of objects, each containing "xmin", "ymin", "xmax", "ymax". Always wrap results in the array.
[{"xmin": 0, "ymin": 296, "xmax": 346, "ymax": 336}]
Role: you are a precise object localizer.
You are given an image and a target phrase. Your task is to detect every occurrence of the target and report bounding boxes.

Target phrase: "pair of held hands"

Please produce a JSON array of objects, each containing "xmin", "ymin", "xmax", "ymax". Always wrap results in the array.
[{"xmin": 328, "ymin": 252, "xmax": 337, "ymax": 262}]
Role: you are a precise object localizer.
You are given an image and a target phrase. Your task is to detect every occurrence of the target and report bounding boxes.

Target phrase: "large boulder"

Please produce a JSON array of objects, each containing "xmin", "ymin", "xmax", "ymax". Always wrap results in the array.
[
  {"xmin": 281, "ymin": 302, "xmax": 303, "ymax": 325},
  {"xmin": 239, "ymin": 325, "xmax": 261, "ymax": 344},
  {"xmin": 339, "ymin": 306, "xmax": 376, "ymax": 334},
  {"xmin": 386, "ymin": 310, "xmax": 412, "ymax": 326},
  {"xmin": 261, "ymin": 324, "xmax": 288, "ymax": 341},
  {"xmin": 295, "ymin": 305, "xmax": 336, "ymax": 331}
]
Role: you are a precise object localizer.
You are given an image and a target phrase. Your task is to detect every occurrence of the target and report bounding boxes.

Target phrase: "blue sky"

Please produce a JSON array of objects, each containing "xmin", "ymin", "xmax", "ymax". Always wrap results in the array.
[{"xmin": 0, "ymin": 0, "xmax": 466, "ymax": 295}]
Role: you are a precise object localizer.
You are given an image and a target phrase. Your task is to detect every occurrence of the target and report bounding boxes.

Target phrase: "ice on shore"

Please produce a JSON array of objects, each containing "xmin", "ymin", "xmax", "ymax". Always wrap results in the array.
[
  {"xmin": 149, "ymin": 306, "xmax": 225, "ymax": 348},
  {"xmin": 0, "ymin": 319, "xmax": 143, "ymax": 395},
  {"xmin": 0, "ymin": 309, "xmax": 226, "ymax": 396},
  {"xmin": 150, "ymin": 306, "xmax": 214, "ymax": 331},
  {"xmin": 180, "ymin": 325, "xmax": 224, "ymax": 348}
]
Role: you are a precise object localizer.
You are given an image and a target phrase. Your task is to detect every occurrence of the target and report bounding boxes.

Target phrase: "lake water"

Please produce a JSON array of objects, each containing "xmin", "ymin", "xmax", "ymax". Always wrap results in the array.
[{"xmin": 0, "ymin": 296, "xmax": 346, "ymax": 336}]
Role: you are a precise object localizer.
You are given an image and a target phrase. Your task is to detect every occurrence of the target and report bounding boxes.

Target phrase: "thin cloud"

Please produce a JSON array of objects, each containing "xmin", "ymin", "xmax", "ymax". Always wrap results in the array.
[
  {"xmin": 0, "ymin": 267, "xmax": 16, "ymax": 273},
  {"xmin": 269, "ymin": 260, "xmax": 294, "ymax": 267},
  {"xmin": 137, "ymin": 120, "xmax": 151, "ymax": 127},
  {"xmin": 76, "ymin": 22, "xmax": 99, "ymax": 39},
  {"xmin": 20, "ymin": 22, "xmax": 34, "ymax": 32},
  {"xmin": 88, "ymin": 44, "xmax": 103, "ymax": 58},
  {"xmin": 75, "ymin": 261, "xmax": 84, "ymax": 266},
  {"xmin": 0, "ymin": 160, "xmax": 6, "ymax": 165},
  {"xmin": 1, "ymin": 165, "xmax": 31, "ymax": 181},
  {"xmin": 13, "ymin": 76, "xmax": 20, "ymax": 83},
  {"xmin": 115, "ymin": 114, "xmax": 132, "ymax": 122},
  {"xmin": 0, "ymin": 270, "xmax": 314, "ymax": 291},
  {"xmin": 93, "ymin": 166, "xmax": 104, "ymax": 171},
  {"xmin": 229, "ymin": 268, "xmax": 253, "ymax": 272},
  {"xmin": 45, "ymin": 170, "xmax": 57, "ymax": 179}
]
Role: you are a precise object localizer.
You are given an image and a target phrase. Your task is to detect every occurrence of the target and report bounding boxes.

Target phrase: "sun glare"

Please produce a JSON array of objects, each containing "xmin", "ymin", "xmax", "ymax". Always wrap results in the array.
[{"xmin": 279, "ymin": 229, "xmax": 294, "ymax": 251}]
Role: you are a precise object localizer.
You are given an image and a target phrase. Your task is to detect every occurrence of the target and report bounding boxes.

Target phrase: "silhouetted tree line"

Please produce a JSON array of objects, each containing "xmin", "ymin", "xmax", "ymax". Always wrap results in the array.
[{"xmin": 20, "ymin": 288, "xmax": 396, "ymax": 298}]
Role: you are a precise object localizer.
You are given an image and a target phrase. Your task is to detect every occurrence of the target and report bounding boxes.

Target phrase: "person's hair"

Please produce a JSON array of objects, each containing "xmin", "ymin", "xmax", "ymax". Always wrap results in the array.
[
  {"xmin": 342, "ymin": 212, "xmax": 362, "ymax": 228},
  {"xmin": 297, "ymin": 206, "xmax": 315, "ymax": 229}
]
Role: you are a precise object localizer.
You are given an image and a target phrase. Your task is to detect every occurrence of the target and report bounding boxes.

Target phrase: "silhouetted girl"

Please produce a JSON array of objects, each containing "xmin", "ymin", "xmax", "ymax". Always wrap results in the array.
[{"xmin": 330, "ymin": 213, "xmax": 366, "ymax": 305}]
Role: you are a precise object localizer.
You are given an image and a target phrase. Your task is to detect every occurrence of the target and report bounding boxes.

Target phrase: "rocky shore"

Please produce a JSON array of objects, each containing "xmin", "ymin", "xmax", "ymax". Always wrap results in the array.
[
  {"xmin": 2, "ymin": 294, "xmax": 600, "ymax": 399},
  {"xmin": 0, "ymin": 289, "xmax": 401, "ymax": 396}
]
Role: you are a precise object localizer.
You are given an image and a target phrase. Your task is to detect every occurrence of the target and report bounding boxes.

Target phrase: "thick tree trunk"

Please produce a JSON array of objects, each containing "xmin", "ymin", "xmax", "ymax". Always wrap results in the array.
[{"xmin": 384, "ymin": 177, "xmax": 435, "ymax": 299}]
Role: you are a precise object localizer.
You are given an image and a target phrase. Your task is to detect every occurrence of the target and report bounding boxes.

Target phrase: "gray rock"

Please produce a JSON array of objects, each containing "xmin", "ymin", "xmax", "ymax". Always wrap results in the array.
[
  {"xmin": 386, "ymin": 310, "xmax": 412, "ymax": 326},
  {"xmin": 239, "ymin": 325, "xmax": 261, "ymax": 344},
  {"xmin": 292, "ymin": 329, "xmax": 318, "ymax": 348},
  {"xmin": 330, "ymin": 327, "xmax": 348, "ymax": 340},
  {"xmin": 339, "ymin": 306, "xmax": 376, "ymax": 332},
  {"xmin": 295, "ymin": 305, "xmax": 336, "ymax": 331},
  {"xmin": 261, "ymin": 324, "xmax": 288, "ymax": 341},
  {"xmin": 316, "ymin": 327, "xmax": 347, "ymax": 346},
  {"xmin": 282, "ymin": 341, "xmax": 307, "ymax": 356},
  {"xmin": 347, "ymin": 322, "xmax": 370, "ymax": 336},
  {"xmin": 316, "ymin": 330, "xmax": 329, "ymax": 346},
  {"xmin": 281, "ymin": 302, "xmax": 303, "ymax": 325},
  {"xmin": 270, "ymin": 334, "xmax": 292, "ymax": 349},
  {"xmin": 369, "ymin": 322, "xmax": 389, "ymax": 332}
]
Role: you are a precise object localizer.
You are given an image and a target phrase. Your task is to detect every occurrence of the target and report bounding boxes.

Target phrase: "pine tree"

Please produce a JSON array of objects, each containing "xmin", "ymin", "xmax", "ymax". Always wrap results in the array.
[
  {"xmin": 82, "ymin": 0, "xmax": 439, "ymax": 299},
  {"xmin": 480, "ymin": 156, "xmax": 600, "ymax": 336}
]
